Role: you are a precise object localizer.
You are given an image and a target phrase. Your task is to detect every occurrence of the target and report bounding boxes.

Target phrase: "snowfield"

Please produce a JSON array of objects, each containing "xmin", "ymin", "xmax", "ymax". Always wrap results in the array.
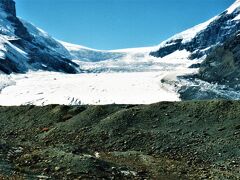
[
  {"xmin": 0, "ymin": 71, "xmax": 181, "ymax": 106},
  {"xmin": 0, "ymin": 48, "xmax": 199, "ymax": 106}
]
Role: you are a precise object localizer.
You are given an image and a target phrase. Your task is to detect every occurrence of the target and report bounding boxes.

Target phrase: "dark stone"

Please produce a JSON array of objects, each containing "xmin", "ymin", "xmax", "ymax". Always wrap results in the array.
[
  {"xmin": 0, "ymin": 56, "xmax": 22, "ymax": 74},
  {"xmin": 188, "ymin": 63, "xmax": 201, "ymax": 68},
  {"xmin": 6, "ymin": 15, "xmax": 32, "ymax": 41},
  {"xmin": 150, "ymin": 39, "xmax": 183, "ymax": 58},
  {"xmin": 0, "ymin": 0, "xmax": 16, "ymax": 16}
]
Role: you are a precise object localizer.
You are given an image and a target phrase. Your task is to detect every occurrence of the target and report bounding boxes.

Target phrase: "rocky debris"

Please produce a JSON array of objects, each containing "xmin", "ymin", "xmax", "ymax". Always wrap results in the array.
[{"xmin": 0, "ymin": 101, "xmax": 239, "ymax": 179}]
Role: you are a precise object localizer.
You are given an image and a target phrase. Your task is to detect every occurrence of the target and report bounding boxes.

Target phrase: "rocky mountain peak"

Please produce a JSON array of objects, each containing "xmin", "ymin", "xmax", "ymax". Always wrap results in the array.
[
  {"xmin": 150, "ymin": 0, "xmax": 240, "ymax": 60},
  {"xmin": 0, "ymin": 0, "xmax": 16, "ymax": 16}
]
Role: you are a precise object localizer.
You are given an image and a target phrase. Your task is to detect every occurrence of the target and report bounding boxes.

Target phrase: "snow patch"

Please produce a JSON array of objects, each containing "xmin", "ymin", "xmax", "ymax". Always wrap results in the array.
[
  {"xmin": 0, "ymin": 74, "xmax": 15, "ymax": 92},
  {"xmin": 227, "ymin": 0, "xmax": 240, "ymax": 14},
  {"xmin": 158, "ymin": 15, "xmax": 219, "ymax": 45},
  {"xmin": 58, "ymin": 40, "xmax": 100, "ymax": 52}
]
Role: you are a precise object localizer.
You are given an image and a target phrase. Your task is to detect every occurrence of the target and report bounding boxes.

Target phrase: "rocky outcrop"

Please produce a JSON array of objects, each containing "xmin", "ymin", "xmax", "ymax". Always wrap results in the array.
[
  {"xmin": 178, "ymin": 32, "xmax": 240, "ymax": 100},
  {"xmin": 149, "ymin": 1, "xmax": 240, "ymax": 100},
  {"xmin": 198, "ymin": 32, "xmax": 240, "ymax": 88},
  {"xmin": 0, "ymin": 0, "xmax": 16, "ymax": 16}
]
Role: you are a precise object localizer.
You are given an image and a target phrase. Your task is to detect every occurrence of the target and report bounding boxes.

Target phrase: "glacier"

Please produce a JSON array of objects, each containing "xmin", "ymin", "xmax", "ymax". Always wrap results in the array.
[{"xmin": 0, "ymin": 0, "xmax": 240, "ymax": 105}]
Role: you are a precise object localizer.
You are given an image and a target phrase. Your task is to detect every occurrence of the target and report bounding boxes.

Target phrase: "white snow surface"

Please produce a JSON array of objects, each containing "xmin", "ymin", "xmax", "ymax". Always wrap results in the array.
[
  {"xmin": 0, "ymin": 49, "xmax": 198, "ymax": 106},
  {"xmin": 0, "ymin": 71, "xmax": 180, "ymax": 106},
  {"xmin": 227, "ymin": 0, "xmax": 240, "ymax": 14},
  {"xmin": 21, "ymin": 19, "xmax": 72, "ymax": 59},
  {"xmin": 158, "ymin": 15, "xmax": 219, "ymax": 45},
  {"xmin": 0, "ymin": 74, "xmax": 15, "ymax": 92},
  {"xmin": 59, "ymin": 40, "xmax": 100, "ymax": 52}
]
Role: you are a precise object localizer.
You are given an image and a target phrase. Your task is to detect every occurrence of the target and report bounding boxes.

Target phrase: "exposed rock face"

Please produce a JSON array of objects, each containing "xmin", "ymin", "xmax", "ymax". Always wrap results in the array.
[
  {"xmin": 150, "ymin": 6, "xmax": 240, "ymax": 61},
  {"xmin": 148, "ymin": 1, "xmax": 240, "ymax": 100},
  {"xmin": 0, "ymin": 0, "xmax": 79, "ymax": 74},
  {"xmin": 0, "ymin": 0, "xmax": 31, "ymax": 40},
  {"xmin": 178, "ymin": 32, "xmax": 240, "ymax": 100},
  {"xmin": 198, "ymin": 32, "xmax": 240, "ymax": 88},
  {"xmin": 0, "ymin": 0, "xmax": 16, "ymax": 16}
]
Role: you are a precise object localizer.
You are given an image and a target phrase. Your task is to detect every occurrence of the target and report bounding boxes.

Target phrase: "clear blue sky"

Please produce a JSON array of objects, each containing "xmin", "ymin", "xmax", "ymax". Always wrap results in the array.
[{"xmin": 16, "ymin": 0, "xmax": 235, "ymax": 50}]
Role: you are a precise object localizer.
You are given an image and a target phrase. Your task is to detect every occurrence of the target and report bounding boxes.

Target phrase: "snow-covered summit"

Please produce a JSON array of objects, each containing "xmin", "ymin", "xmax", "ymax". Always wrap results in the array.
[
  {"xmin": 227, "ymin": 0, "xmax": 240, "ymax": 14},
  {"xmin": 159, "ymin": 15, "xmax": 219, "ymax": 46},
  {"xmin": 151, "ymin": 1, "xmax": 240, "ymax": 60}
]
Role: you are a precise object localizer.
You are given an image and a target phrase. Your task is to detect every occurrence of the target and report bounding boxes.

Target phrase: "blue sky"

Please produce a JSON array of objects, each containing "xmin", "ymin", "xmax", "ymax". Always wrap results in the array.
[{"xmin": 16, "ymin": 0, "xmax": 235, "ymax": 50}]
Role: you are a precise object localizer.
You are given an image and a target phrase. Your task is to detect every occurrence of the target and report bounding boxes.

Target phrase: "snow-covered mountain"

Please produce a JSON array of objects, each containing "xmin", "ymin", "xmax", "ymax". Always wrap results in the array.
[
  {"xmin": 0, "ymin": 0, "xmax": 79, "ymax": 74},
  {"xmin": 0, "ymin": 0, "xmax": 240, "ymax": 105},
  {"xmin": 57, "ymin": 0, "xmax": 240, "ymax": 74},
  {"xmin": 179, "ymin": 29, "xmax": 240, "ymax": 100},
  {"xmin": 151, "ymin": 1, "xmax": 240, "ymax": 61}
]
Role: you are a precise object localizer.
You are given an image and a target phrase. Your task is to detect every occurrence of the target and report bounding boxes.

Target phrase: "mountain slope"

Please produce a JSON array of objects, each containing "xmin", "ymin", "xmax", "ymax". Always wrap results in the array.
[
  {"xmin": 0, "ymin": 0, "xmax": 79, "ymax": 74},
  {"xmin": 179, "ymin": 31, "xmax": 240, "ymax": 100},
  {"xmin": 199, "ymin": 32, "xmax": 240, "ymax": 87},
  {"xmin": 150, "ymin": 0, "xmax": 240, "ymax": 61},
  {"xmin": 59, "ymin": 41, "xmax": 125, "ymax": 62}
]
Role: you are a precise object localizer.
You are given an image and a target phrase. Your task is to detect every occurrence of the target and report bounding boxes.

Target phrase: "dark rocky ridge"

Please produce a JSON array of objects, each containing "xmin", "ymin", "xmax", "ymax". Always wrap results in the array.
[{"xmin": 199, "ymin": 32, "xmax": 240, "ymax": 87}]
